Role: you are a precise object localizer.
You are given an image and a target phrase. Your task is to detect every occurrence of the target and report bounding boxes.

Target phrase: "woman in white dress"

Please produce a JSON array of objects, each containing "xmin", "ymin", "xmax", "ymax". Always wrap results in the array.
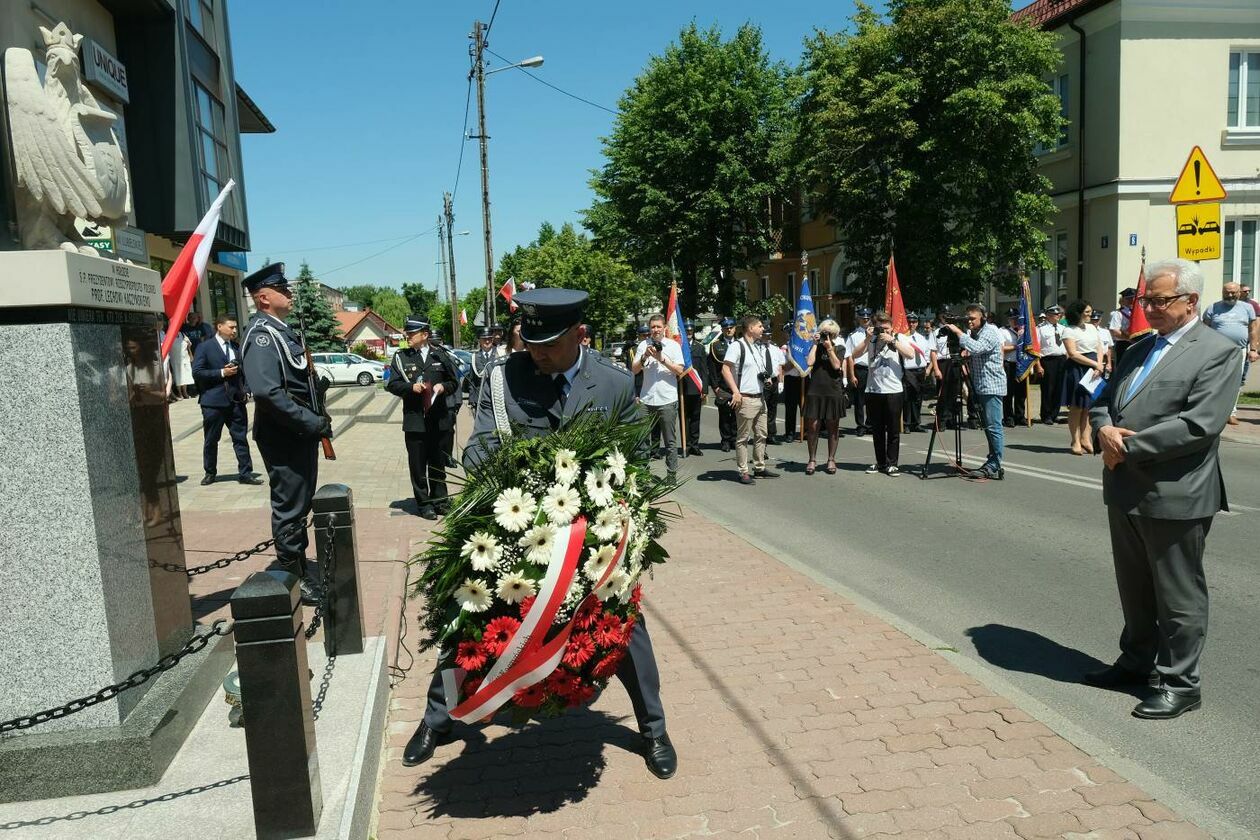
[
  {"xmin": 168, "ymin": 328, "xmax": 193, "ymax": 399},
  {"xmin": 1061, "ymin": 298, "xmax": 1106, "ymax": 455}
]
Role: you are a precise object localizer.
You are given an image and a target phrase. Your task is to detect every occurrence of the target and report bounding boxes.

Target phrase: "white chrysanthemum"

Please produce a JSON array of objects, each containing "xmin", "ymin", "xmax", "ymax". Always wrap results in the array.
[
  {"xmin": 496, "ymin": 572, "xmax": 537, "ymax": 604},
  {"xmin": 553, "ymin": 448, "xmax": 579, "ymax": 486},
  {"xmin": 460, "ymin": 531, "xmax": 502, "ymax": 571},
  {"xmin": 541, "ymin": 483, "xmax": 581, "ymax": 524},
  {"xmin": 591, "ymin": 507, "xmax": 623, "ymax": 542},
  {"xmin": 493, "ymin": 488, "xmax": 537, "ymax": 532},
  {"xmin": 454, "ymin": 578, "xmax": 492, "ymax": 612},
  {"xmin": 623, "ymin": 472, "xmax": 639, "ymax": 499},
  {"xmin": 595, "ymin": 569, "xmax": 630, "ymax": 602},
  {"xmin": 606, "ymin": 450, "xmax": 628, "ymax": 485},
  {"xmin": 630, "ymin": 533, "xmax": 648, "ymax": 565},
  {"xmin": 518, "ymin": 523, "xmax": 558, "ymax": 564},
  {"xmin": 583, "ymin": 544, "xmax": 618, "ymax": 581},
  {"xmin": 584, "ymin": 467, "xmax": 615, "ymax": 507}
]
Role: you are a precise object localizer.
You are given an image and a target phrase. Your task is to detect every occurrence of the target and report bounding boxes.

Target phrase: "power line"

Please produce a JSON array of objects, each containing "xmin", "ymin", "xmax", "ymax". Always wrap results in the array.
[
  {"xmin": 263, "ymin": 233, "xmax": 421, "ymax": 256},
  {"xmin": 485, "ymin": 47, "xmax": 620, "ymax": 116},
  {"xmin": 485, "ymin": 0, "xmax": 503, "ymax": 39},
  {"xmin": 317, "ymin": 225, "xmax": 438, "ymax": 277},
  {"xmin": 451, "ymin": 75, "xmax": 474, "ymax": 200}
]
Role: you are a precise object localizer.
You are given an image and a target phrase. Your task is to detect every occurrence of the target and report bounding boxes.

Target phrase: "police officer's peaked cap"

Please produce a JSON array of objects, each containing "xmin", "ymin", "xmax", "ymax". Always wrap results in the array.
[
  {"xmin": 1007, "ymin": 307, "xmax": 1021, "ymax": 318},
  {"xmin": 475, "ymin": 326, "xmax": 493, "ymax": 339},
  {"xmin": 514, "ymin": 288, "xmax": 589, "ymax": 343},
  {"xmin": 720, "ymin": 317, "xmax": 736, "ymax": 327},
  {"xmin": 907, "ymin": 311, "xmax": 920, "ymax": 320},
  {"xmin": 685, "ymin": 319, "xmax": 695, "ymax": 330},
  {"xmin": 1120, "ymin": 287, "xmax": 1137, "ymax": 298},
  {"xmin": 241, "ymin": 262, "xmax": 287, "ymax": 293},
  {"xmin": 403, "ymin": 314, "xmax": 430, "ymax": 333},
  {"xmin": 1091, "ymin": 310, "xmax": 1103, "ymax": 320},
  {"xmin": 636, "ymin": 324, "xmax": 650, "ymax": 335},
  {"xmin": 856, "ymin": 306, "xmax": 873, "ymax": 318},
  {"xmin": 1046, "ymin": 304, "xmax": 1064, "ymax": 314}
]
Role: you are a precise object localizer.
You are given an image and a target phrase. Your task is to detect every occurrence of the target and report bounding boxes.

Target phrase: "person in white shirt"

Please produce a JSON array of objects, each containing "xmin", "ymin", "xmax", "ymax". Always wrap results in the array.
[
  {"xmin": 1061, "ymin": 299, "xmax": 1107, "ymax": 455},
  {"xmin": 999, "ymin": 308, "xmax": 1028, "ymax": 427},
  {"xmin": 632, "ymin": 314, "xmax": 686, "ymax": 479},
  {"xmin": 1093, "ymin": 310, "xmax": 1114, "ymax": 372},
  {"xmin": 721, "ymin": 315, "xmax": 779, "ymax": 484},
  {"xmin": 762, "ymin": 332, "xmax": 787, "ymax": 444},
  {"xmin": 1036, "ymin": 304, "xmax": 1068, "ymax": 425},
  {"xmin": 850, "ymin": 311, "xmax": 916, "ymax": 476},
  {"xmin": 901, "ymin": 312, "xmax": 932, "ymax": 432},
  {"xmin": 1108, "ymin": 287, "xmax": 1136, "ymax": 367},
  {"xmin": 844, "ymin": 307, "xmax": 874, "ymax": 435}
]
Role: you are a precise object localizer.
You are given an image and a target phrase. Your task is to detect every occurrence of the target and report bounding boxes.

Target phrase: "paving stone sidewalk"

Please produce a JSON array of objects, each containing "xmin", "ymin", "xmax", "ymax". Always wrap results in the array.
[{"xmin": 373, "ymin": 508, "xmax": 1207, "ymax": 840}]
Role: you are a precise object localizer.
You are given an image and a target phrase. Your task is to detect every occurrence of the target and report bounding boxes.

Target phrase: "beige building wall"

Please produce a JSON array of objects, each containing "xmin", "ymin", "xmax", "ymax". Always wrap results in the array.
[{"xmin": 0, "ymin": 0, "xmax": 116, "ymax": 56}]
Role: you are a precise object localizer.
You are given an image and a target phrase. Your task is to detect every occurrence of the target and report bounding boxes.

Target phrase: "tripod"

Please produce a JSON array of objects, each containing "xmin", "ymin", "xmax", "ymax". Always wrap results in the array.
[{"xmin": 919, "ymin": 360, "xmax": 970, "ymax": 479}]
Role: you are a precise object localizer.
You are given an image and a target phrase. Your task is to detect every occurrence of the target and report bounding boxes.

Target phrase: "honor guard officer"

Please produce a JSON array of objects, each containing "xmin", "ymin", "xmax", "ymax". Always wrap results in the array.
[
  {"xmin": 902, "ymin": 312, "xmax": 932, "ymax": 432},
  {"xmin": 386, "ymin": 316, "xmax": 461, "ymax": 520},
  {"xmin": 682, "ymin": 319, "xmax": 708, "ymax": 455},
  {"xmin": 844, "ymin": 307, "xmax": 874, "ymax": 434},
  {"xmin": 709, "ymin": 317, "xmax": 738, "ymax": 451},
  {"xmin": 466, "ymin": 326, "xmax": 496, "ymax": 407},
  {"xmin": 239, "ymin": 263, "xmax": 329, "ymax": 605},
  {"xmin": 405, "ymin": 289, "xmax": 678, "ymax": 779}
]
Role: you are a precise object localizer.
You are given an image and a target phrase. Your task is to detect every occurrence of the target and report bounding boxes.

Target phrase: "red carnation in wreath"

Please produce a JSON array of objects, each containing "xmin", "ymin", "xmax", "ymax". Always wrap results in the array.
[
  {"xmin": 565, "ymin": 683, "xmax": 596, "ymax": 708},
  {"xmin": 575, "ymin": 600, "xmax": 601, "ymax": 630},
  {"xmin": 455, "ymin": 639, "xmax": 487, "ymax": 672},
  {"xmin": 513, "ymin": 683, "xmax": 546, "ymax": 708},
  {"xmin": 594, "ymin": 613, "xmax": 624, "ymax": 648},
  {"xmin": 517, "ymin": 595, "xmax": 536, "ymax": 618},
  {"xmin": 629, "ymin": 585, "xmax": 643, "ymax": 606},
  {"xmin": 544, "ymin": 669, "xmax": 582, "ymax": 700},
  {"xmin": 481, "ymin": 615, "xmax": 521, "ymax": 658},
  {"xmin": 591, "ymin": 650, "xmax": 625, "ymax": 680},
  {"xmin": 562, "ymin": 632, "xmax": 596, "ymax": 668}
]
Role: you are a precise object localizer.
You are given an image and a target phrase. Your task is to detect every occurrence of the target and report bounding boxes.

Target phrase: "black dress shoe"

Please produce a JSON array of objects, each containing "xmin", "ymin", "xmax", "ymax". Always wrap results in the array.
[
  {"xmin": 238, "ymin": 474, "xmax": 264, "ymax": 485},
  {"xmin": 688, "ymin": 447, "xmax": 704, "ymax": 457},
  {"xmin": 1082, "ymin": 664, "xmax": 1156, "ymax": 689},
  {"xmin": 417, "ymin": 505, "xmax": 438, "ymax": 520},
  {"xmin": 754, "ymin": 469, "xmax": 779, "ymax": 478},
  {"xmin": 200, "ymin": 473, "xmax": 216, "ymax": 486},
  {"xmin": 644, "ymin": 733, "xmax": 677, "ymax": 779},
  {"xmin": 720, "ymin": 442, "xmax": 731, "ymax": 452},
  {"xmin": 298, "ymin": 577, "xmax": 322, "ymax": 607},
  {"xmin": 402, "ymin": 723, "xmax": 449, "ymax": 766},
  {"xmin": 1132, "ymin": 690, "xmax": 1201, "ymax": 720}
]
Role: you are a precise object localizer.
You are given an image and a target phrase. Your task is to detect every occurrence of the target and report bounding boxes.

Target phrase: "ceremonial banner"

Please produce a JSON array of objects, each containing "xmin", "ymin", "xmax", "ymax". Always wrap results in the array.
[
  {"xmin": 1015, "ymin": 278, "xmax": 1041, "ymax": 381},
  {"xmin": 664, "ymin": 282, "xmax": 703, "ymax": 390},
  {"xmin": 1128, "ymin": 260, "xmax": 1154, "ymax": 339},
  {"xmin": 789, "ymin": 276, "xmax": 817, "ymax": 374},
  {"xmin": 884, "ymin": 255, "xmax": 911, "ymax": 336},
  {"xmin": 160, "ymin": 179, "xmax": 235, "ymax": 360}
]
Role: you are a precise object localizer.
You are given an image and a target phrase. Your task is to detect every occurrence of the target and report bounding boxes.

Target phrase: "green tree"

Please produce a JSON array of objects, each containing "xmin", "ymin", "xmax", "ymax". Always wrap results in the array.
[
  {"xmin": 430, "ymin": 287, "xmax": 489, "ymax": 347},
  {"xmin": 585, "ymin": 23, "xmax": 799, "ymax": 317},
  {"xmin": 797, "ymin": 0, "xmax": 1062, "ymax": 309},
  {"xmin": 401, "ymin": 282, "xmax": 440, "ymax": 317},
  {"xmin": 337, "ymin": 284, "xmax": 385, "ymax": 309},
  {"xmin": 288, "ymin": 261, "xmax": 344, "ymax": 351},
  {"xmin": 499, "ymin": 223, "xmax": 656, "ymax": 340},
  {"xmin": 369, "ymin": 289, "xmax": 411, "ymax": 330}
]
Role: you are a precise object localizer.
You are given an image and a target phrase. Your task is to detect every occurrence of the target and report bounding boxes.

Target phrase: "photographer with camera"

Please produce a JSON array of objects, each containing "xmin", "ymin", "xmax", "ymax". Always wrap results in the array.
[
  {"xmin": 850, "ymin": 311, "xmax": 916, "ymax": 476},
  {"xmin": 632, "ymin": 314, "xmax": 686, "ymax": 480},
  {"xmin": 944, "ymin": 304, "xmax": 1007, "ymax": 480},
  {"xmin": 721, "ymin": 315, "xmax": 779, "ymax": 485},
  {"xmin": 931, "ymin": 311, "xmax": 964, "ymax": 429},
  {"xmin": 803, "ymin": 319, "xmax": 846, "ymax": 475}
]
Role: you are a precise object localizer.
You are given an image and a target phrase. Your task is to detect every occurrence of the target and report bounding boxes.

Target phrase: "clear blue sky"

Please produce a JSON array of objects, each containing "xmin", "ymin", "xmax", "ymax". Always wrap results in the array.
[{"xmin": 228, "ymin": 1, "xmax": 869, "ymax": 296}]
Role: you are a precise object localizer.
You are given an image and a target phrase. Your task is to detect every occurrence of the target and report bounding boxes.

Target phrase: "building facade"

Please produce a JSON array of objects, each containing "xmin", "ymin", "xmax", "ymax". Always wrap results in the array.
[
  {"xmin": 334, "ymin": 309, "xmax": 403, "ymax": 356},
  {"xmin": 0, "ymin": 0, "xmax": 272, "ymax": 322}
]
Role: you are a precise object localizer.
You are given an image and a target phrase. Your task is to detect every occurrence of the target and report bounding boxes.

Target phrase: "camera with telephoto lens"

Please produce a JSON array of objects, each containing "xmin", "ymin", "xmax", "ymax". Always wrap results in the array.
[
  {"xmin": 936, "ymin": 314, "xmax": 963, "ymax": 354},
  {"xmin": 650, "ymin": 338, "xmax": 663, "ymax": 352}
]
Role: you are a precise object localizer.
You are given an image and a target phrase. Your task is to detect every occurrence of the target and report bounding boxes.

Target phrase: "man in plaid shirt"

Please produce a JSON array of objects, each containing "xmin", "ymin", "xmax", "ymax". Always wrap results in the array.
[{"xmin": 945, "ymin": 304, "xmax": 1007, "ymax": 479}]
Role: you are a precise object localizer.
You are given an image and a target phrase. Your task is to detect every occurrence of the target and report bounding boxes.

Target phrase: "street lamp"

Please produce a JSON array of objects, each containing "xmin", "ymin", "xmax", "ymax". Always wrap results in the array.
[{"xmin": 470, "ymin": 19, "xmax": 543, "ymax": 326}]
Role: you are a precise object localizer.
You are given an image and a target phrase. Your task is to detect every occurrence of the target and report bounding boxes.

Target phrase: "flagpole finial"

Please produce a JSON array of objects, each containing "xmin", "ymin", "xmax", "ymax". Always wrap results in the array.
[{"xmin": 1140, "ymin": 245, "xmax": 1146, "ymax": 261}]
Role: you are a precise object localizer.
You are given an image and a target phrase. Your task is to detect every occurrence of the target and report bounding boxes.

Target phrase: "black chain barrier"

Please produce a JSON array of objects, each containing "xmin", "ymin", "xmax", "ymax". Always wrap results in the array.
[
  {"xmin": 303, "ymin": 521, "xmax": 338, "ymax": 641},
  {"xmin": 151, "ymin": 518, "xmax": 311, "ymax": 577},
  {"xmin": 311, "ymin": 656, "xmax": 336, "ymax": 721},
  {"xmin": 0, "ymin": 619, "xmax": 234, "ymax": 736}
]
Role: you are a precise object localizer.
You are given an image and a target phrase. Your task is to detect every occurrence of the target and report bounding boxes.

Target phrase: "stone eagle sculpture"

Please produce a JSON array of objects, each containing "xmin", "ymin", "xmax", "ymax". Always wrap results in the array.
[{"xmin": 4, "ymin": 22, "xmax": 132, "ymax": 253}]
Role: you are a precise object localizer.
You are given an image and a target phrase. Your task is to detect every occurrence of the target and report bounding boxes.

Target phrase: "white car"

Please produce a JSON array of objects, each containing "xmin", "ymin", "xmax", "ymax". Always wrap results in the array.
[{"xmin": 309, "ymin": 352, "xmax": 385, "ymax": 387}]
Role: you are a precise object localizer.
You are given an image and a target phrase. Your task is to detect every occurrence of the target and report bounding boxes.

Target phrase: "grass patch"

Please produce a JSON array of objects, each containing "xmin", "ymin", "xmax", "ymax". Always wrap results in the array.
[{"xmin": 1239, "ymin": 391, "xmax": 1260, "ymax": 407}]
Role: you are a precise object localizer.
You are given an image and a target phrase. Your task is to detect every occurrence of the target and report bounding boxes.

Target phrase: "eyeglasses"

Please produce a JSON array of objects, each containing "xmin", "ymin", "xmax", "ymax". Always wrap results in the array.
[{"xmin": 1136, "ymin": 293, "xmax": 1189, "ymax": 310}]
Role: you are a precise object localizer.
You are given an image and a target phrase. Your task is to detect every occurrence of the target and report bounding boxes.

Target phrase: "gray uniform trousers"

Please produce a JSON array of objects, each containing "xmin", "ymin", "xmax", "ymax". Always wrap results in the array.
[
  {"xmin": 424, "ymin": 615, "xmax": 666, "ymax": 737},
  {"xmin": 1106, "ymin": 507, "xmax": 1212, "ymax": 694}
]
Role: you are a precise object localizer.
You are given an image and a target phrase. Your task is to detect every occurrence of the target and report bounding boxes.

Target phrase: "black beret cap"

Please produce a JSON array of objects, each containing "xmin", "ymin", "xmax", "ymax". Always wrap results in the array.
[
  {"xmin": 241, "ymin": 262, "xmax": 287, "ymax": 293},
  {"xmin": 515, "ymin": 288, "xmax": 589, "ymax": 343}
]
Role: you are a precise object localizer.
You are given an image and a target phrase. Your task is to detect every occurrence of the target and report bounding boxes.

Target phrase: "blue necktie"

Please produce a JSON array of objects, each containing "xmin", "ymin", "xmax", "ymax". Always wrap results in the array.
[{"xmin": 1125, "ymin": 336, "xmax": 1168, "ymax": 401}]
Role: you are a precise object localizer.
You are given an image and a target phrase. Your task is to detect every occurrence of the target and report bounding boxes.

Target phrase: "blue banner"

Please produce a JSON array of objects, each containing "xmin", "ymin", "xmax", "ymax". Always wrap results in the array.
[
  {"xmin": 789, "ymin": 277, "xmax": 818, "ymax": 374},
  {"xmin": 1015, "ymin": 278, "xmax": 1041, "ymax": 382}
]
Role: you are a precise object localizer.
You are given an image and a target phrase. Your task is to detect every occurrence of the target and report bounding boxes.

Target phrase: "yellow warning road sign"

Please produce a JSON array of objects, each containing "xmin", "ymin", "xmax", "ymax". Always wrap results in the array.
[
  {"xmin": 1170, "ymin": 146, "xmax": 1227, "ymax": 204},
  {"xmin": 1175, "ymin": 203, "xmax": 1221, "ymax": 261}
]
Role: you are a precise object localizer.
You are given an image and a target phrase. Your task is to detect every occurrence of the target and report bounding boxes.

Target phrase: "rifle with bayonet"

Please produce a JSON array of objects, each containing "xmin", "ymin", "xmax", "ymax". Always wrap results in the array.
[{"xmin": 297, "ymin": 310, "xmax": 336, "ymax": 461}]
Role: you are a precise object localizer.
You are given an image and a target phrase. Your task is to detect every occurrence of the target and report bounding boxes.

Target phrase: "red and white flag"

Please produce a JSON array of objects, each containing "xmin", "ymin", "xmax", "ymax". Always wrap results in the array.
[
  {"xmin": 459, "ymin": 308, "xmax": 468, "ymax": 326},
  {"xmin": 160, "ymin": 179, "xmax": 235, "ymax": 360},
  {"xmin": 498, "ymin": 276, "xmax": 518, "ymax": 312}
]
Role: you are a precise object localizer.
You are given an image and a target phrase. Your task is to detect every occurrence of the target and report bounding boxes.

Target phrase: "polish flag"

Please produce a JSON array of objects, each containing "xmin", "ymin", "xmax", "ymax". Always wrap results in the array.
[
  {"xmin": 459, "ymin": 308, "xmax": 468, "ymax": 326},
  {"xmin": 160, "ymin": 179, "xmax": 235, "ymax": 360},
  {"xmin": 498, "ymin": 276, "xmax": 518, "ymax": 312}
]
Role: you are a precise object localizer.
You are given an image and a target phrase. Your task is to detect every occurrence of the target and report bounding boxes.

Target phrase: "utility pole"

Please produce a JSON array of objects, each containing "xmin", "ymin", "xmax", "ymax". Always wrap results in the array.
[
  {"xmin": 436, "ymin": 213, "xmax": 451, "ymax": 341},
  {"xmin": 443, "ymin": 191, "xmax": 460, "ymax": 349},
  {"xmin": 470, "ymin": 20, "xmax": 496, "ymax": 327}
]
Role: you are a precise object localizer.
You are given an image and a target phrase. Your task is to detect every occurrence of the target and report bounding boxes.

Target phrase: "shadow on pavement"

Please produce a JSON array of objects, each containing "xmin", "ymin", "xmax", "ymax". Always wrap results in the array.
[
  {"xmin": 414, "ymin": 710, "xmax": 637, "ymax": 818},
  {"xmin": 0, "ymin": 776, "xmax": 250, "ymax": 831},
  {"xmin": 191, "ymin": 586, "xmax": 236, "ymax": 620},
  {"xmin": 964, "ymin": 624, "xmax": 1145, "ymax": 698},
  {"xmin": 1006, "ymin": 443, "xmax": 1072, "ymax": 454}
]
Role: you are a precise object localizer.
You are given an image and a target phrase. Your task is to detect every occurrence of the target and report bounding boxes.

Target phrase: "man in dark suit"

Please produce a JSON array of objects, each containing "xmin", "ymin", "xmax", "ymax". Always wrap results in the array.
[
  {"xmin": 191, "ymin": 314, "xmax": 262, "ymax": 486},
  {"xmin": 682, "ymin": 320, "xmax": 708, "ymax": 456},
  {"xmin": 386, "ymin": 316, "xmax": 460, "ymax": 520},
  {"xmin": 1087, "ymin": 259, "xmax": 1238, "ymax": 720},
  {"xmin": 404, "ymin": 289, "xmax": 677, "ymax": 780}
]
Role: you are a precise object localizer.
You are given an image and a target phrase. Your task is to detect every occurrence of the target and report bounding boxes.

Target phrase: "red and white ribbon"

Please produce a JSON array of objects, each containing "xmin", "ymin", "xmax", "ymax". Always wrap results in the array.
[{"xmin": 443, "ymin": 510, "xmax": 633, "ymax": 722}]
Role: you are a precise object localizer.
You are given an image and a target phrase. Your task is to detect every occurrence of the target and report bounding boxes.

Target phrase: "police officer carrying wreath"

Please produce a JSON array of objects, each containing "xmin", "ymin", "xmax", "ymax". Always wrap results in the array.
[
  {"xmin": 239, "ymin": 263, "xmax": 330, "ymax": 605},
  {"xmin": 386, "ymin": 316, "xmax": 461, "ymax": 520},
  {"xmin": 403, "ymin": 288, "xmax": 677, "ymax": 780},
  {"xmin": 709, "ymin": 316, "xmax": 738, "ymax": 451}
]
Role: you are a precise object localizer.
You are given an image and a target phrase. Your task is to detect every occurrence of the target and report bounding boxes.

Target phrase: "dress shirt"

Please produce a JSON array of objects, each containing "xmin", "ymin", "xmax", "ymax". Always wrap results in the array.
[
  {"xmin": 904, "ymin": 332, "xmax": 931, "ymax": 369},
  {"xmin": 635, "ymin": 337, "xmax": 684, "ymax": 406},
  {"xmin": 1037, "ymin": 321, "xmax": 1066, "ymax": 357},
  {"xmin": 957, "ymin": 322, "xmax": 1007, "ymax": 396}
]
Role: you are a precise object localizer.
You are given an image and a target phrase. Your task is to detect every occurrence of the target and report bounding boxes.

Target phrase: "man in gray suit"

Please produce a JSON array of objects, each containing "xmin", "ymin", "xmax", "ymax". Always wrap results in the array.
[
  {"xmin": 403, "ymin": 288, "xmax": 677, "ymax": 779},
  {"xmin": 1087, "ymin": 258, "xmax": 1238, "ymax": 720}
]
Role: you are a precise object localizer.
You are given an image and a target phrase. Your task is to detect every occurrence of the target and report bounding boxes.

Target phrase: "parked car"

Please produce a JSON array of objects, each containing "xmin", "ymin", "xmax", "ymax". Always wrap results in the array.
[
  {"xmin": 309, "ymin": 352, "xmax": 385, "ymax": 387},
  {"xmin": 450, "ymin": 348, "xmax": 472, "ymax": 394}
]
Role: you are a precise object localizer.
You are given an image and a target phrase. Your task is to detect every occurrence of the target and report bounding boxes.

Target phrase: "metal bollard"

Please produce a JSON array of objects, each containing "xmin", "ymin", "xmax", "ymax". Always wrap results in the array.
[
  {"xmin": 231, "ymin": 571, "xmax": 322, "ymax": 840},
  {"xmin": 313, "ymin": 483, "xmax": 365, "ymax": 657}
]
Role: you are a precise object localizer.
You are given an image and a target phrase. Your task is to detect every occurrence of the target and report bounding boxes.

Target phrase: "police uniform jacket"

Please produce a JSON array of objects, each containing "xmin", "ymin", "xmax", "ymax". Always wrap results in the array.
[
  {"xmin": 387, "ymin": 344, "xmax": 461, "ymax": 433},
  {"xmin": 464, "ymin": 349, "xmax": 639, "ymax": 469},
  {"xmin": 682, "ymin": 339, "xmax": 709, "ymax": 396},
  {"xmin": 467, "ymin": 347, "xmax": 497, "ymax": 406},
  {"xmin": 708, "ymin": 336, "xmax": 732, "ymax": 396},
  {"xmin": 240, "ymin": 313, "xmax": 323, "ymax": 441}
]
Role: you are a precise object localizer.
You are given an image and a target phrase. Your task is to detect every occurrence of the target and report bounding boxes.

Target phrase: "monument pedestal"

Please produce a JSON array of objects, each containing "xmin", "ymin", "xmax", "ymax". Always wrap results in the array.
[{"xmin": 0, "ymin": 250, "xmax": 223, "ymax": 801}]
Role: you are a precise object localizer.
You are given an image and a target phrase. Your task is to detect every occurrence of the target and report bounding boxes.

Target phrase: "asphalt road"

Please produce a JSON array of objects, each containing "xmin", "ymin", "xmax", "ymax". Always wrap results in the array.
[{"xmin": 671, "ymin": 403, "xmax": 1260, "ymax": 837}]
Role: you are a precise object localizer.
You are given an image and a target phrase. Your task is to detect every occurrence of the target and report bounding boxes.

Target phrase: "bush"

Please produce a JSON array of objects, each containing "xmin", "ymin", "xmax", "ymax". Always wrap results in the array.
[{"xmin": 350, "ymin": 341, "xmax": 382, "ymax": 361}]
